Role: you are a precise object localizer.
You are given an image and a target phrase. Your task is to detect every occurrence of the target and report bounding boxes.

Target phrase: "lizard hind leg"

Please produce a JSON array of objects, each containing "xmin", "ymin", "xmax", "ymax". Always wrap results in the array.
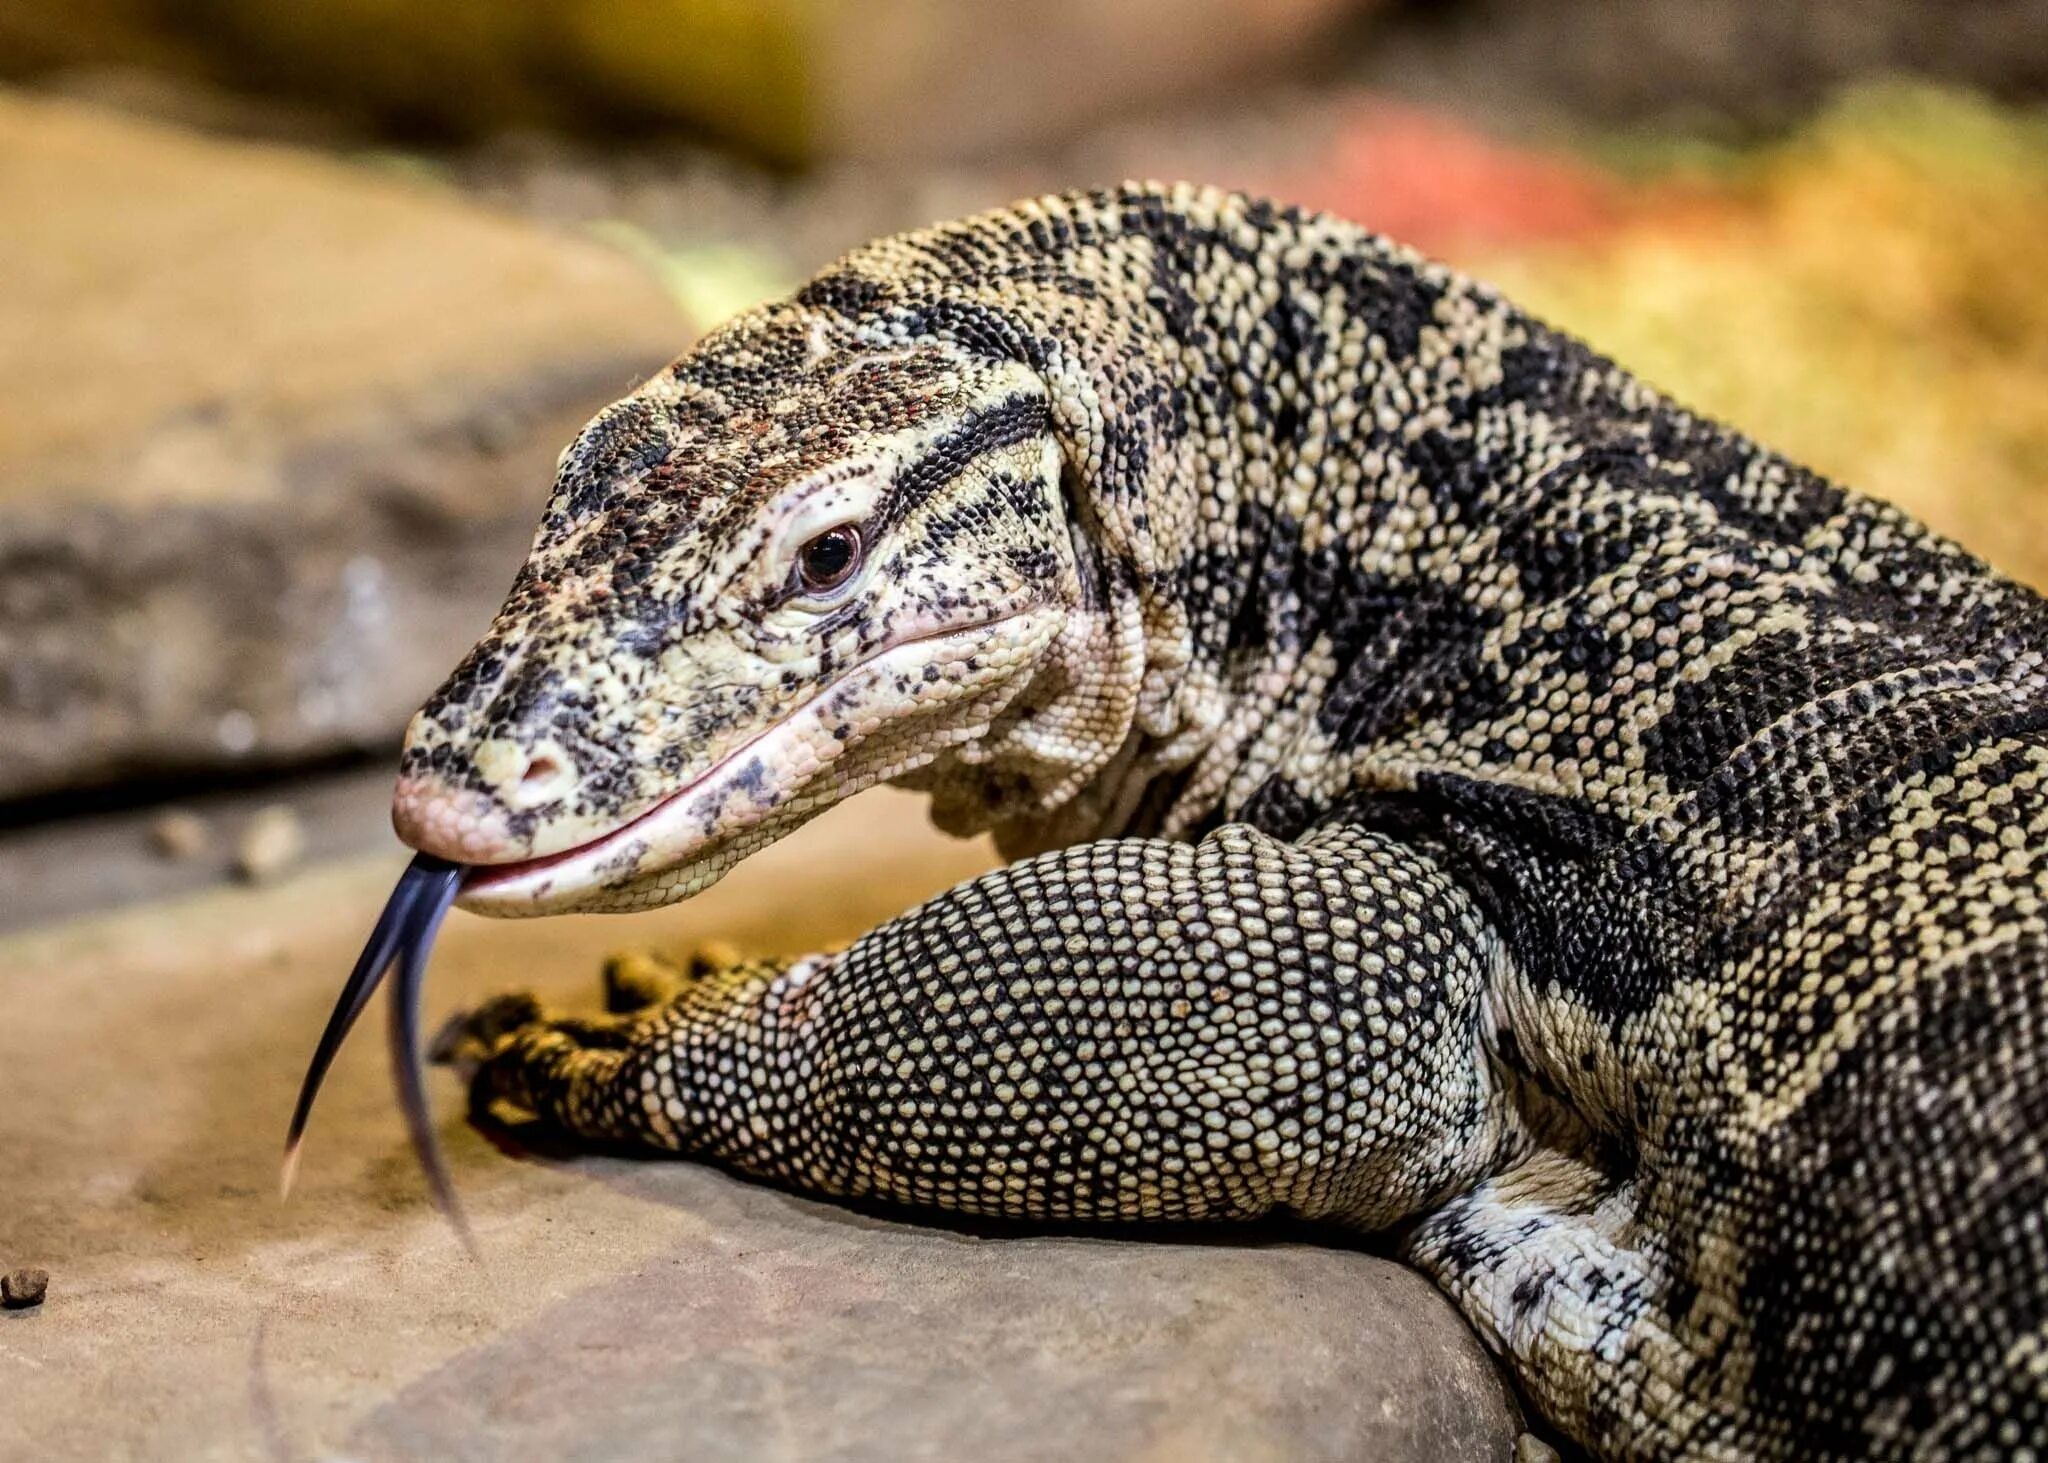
[{"xmin": 1408, "ymin": 1149, "xmax": 1741, "ymax": 1462}]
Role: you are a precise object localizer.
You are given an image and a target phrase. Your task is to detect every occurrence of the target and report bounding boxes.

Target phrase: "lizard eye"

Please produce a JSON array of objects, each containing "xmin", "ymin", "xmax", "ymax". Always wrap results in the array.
[{"xmin": 793, "ymin": 525, "xmax": 863, "ymax": 597}]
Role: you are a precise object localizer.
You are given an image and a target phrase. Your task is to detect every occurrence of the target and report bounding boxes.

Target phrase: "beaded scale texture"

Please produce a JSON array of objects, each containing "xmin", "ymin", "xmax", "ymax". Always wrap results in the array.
[{"xmin": 384, "ymin": 184, "xmax": 2048, "ymax": 1461}]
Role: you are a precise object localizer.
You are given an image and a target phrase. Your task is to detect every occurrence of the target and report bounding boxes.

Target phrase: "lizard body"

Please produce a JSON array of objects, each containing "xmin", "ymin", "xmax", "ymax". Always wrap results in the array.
[{"xmin": 383, "ymin": 184, "xmax": 2048, "ymax": 1460}]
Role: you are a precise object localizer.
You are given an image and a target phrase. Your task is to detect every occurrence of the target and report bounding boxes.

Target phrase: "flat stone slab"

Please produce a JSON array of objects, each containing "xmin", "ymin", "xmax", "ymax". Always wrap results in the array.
[
  {"xmin": 0, "ymin": 90, "xmax": 688, "ymax": 801},
  {"xmin": 0, "ymin": 789, "xmax": 1522, "ymax": 1461}
]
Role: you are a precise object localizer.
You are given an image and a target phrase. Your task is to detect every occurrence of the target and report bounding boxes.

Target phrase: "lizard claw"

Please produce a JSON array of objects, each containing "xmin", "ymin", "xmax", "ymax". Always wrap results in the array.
[
  {"xmin": 428, "ymin": 992, "xmax": 542, "ymax": 1077},
  {"xmin": 600, "ymin": 942, "xmax": 739, "ymax": 1013}
]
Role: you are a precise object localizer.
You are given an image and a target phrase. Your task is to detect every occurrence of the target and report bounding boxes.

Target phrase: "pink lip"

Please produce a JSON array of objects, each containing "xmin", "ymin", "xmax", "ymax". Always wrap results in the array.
[{"xmin": 459, "ymin": 785, "xmax": 681, "ymax": 893}]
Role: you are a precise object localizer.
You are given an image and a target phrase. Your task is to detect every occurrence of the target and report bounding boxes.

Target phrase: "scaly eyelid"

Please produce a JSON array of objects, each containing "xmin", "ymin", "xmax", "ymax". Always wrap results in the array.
[
  {"xmin": 759, "ymin": 462, "xmax": 890, "ymax": 615},
  {"xmin": 770, "ymin": 461, "xmax": 890, "ymax": 555}
]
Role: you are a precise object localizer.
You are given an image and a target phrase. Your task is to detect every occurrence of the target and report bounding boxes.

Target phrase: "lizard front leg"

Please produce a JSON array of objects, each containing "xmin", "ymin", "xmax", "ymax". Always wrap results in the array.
[{"xmin": 452, "ymin": 822, "xmax": 1520, "ymax": 1230}]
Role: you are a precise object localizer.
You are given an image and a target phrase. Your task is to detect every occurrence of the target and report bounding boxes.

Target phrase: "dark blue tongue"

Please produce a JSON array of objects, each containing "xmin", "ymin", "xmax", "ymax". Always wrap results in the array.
[{"xmin": 282, "ymin": 852, "xmax": 475, "ymax": 1254}]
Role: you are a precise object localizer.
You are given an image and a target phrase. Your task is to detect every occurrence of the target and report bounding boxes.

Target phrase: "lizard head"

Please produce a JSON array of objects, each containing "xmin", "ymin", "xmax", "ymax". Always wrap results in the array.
[{"xmin": 391, "ymin": 307, "xmax": 1105, "ymax": 915}]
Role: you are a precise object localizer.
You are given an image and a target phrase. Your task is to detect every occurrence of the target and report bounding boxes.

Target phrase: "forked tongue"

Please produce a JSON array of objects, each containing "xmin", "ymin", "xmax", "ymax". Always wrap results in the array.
[{"xmin": 281, "ymin": 852, "xmax": 476, "ymax": 1255}]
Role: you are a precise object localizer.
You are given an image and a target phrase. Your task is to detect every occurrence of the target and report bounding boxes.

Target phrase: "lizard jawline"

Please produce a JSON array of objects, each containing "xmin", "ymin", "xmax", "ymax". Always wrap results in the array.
[{"xmin": 455, "ymin": 612, "xmax": 1027, "ymax": 914}]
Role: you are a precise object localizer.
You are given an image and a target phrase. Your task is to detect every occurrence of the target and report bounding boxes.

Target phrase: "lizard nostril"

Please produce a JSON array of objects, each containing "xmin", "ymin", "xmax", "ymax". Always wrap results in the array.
[{"xmin": 498, "ymin": 743, "xmax": 576, "ymax": 809}]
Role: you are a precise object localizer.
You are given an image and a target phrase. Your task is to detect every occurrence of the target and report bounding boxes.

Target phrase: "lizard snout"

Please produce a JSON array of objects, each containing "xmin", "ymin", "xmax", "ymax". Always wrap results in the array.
[
  {"xmin": 390, "ymin": 773, "xmax": 523, "ymax": 863},
  {"xmin": 391, "ymin": 736, "xmax": 588, "ymax": 863}
]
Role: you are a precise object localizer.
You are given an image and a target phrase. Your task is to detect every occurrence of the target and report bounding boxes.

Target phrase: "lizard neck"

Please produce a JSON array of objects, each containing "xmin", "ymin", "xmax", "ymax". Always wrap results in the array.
[
  {"xmin": 856, "ymin": 184, "xmax": 1559, "ymax": 853},
  {"xmin": 1009, "ymin": 190, "xmax": 1564, "ymax": 848}
]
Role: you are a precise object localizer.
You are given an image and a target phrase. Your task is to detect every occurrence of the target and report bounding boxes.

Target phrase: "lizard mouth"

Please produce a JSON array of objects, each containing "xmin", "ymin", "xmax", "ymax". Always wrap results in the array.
[
  {"xmin": 454, "ymin": 721, "xmax": 779, "ymax": 906},
  {"xmin": 455, "ymin": 612, "xmax": 1028, "ymax": 913}
]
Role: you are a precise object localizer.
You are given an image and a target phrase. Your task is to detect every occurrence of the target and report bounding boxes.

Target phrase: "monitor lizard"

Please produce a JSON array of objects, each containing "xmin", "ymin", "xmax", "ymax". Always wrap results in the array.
[{"xmin": 311, "ymin": 184, "xmax": 2048, "ymax": 1460}]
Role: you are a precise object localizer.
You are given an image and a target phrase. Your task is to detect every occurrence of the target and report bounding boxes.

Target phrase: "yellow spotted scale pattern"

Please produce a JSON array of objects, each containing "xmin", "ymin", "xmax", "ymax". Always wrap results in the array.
[{"xmin": 412, "ymin": 185, "xmax": 2048, "ymax": 1461}]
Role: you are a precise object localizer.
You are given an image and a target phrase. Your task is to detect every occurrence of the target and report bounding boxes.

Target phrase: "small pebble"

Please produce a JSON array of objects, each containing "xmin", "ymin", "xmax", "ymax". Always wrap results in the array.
[
  {"xmin": 1515, "ymin": 1435, "xmax": 1561, "ymax": 1463},
  {"xmin": 235, "ymin": 805, "xmax": 306, "ymax": 884},
  {"xmin": 2, "ymin": 1268, "xmax": 49, "ymax": 1309},
  {"xmin": 148, "ymin": 809, "xmax": 212, "ymax": 861}
]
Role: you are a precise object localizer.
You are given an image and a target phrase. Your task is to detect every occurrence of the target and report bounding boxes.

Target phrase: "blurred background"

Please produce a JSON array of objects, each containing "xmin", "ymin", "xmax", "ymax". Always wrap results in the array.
[
  {"xmin": 2, "ymin": 0, "xmax": 2045, "ymax": 921},
  {"xmin": 0, "ymin": 7, "xmax": 2045, "ymax": 1458}
]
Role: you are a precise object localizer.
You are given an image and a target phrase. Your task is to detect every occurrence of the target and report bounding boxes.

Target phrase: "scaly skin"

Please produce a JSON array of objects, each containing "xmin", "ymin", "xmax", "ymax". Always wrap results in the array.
[{"xmin": 392, "ymin": 185, "xmax": 2048, "ymax": 1461}]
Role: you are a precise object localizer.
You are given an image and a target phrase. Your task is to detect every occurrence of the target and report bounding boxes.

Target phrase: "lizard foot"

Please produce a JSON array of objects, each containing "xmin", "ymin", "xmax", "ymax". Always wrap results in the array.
[
  {"xmin": 433, "ymin": 993, "xmax": 637, "ymax": 1138},
  {"xmin": 432, "ymin": 942, "xmax": 764, "ymax": 1146}
]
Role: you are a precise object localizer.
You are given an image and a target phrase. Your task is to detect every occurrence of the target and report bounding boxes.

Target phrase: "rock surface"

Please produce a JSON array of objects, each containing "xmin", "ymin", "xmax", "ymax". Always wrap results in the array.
[
  {"xmin": 0, "ymin": 91, "xmax": 688, "ymax": 802},
  {"xmin": 232, "ymin": 802, "xmax": 306, "ymax": 883},
  {"xmin": 0, "ymin": 764, "xmax": 393, "ymax": 931},
  {"xmin": 0, "ymin": 789, "xmax": 1523, "ymax": 1461}
]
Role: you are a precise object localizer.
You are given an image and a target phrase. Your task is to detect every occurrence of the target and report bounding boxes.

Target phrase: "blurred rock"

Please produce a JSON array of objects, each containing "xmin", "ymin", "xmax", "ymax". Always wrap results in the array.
[
  {"xmin": 146, "ymin": 808, "xmax": 211, "ymax": 860},
  {"xmin": 0, "ymin": 91, "xmax": 688, "ymax": 802},
  {"xmin": 1, "ymin": 764, "xmax": 399, "ymax": 931},
  {"xmin": 0, "ymin": 0, "xmax": 1368, "ymax": 163},
  {"xmin": 233, "ymin": 803, "xmax": 305, "ymax": 883}
]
